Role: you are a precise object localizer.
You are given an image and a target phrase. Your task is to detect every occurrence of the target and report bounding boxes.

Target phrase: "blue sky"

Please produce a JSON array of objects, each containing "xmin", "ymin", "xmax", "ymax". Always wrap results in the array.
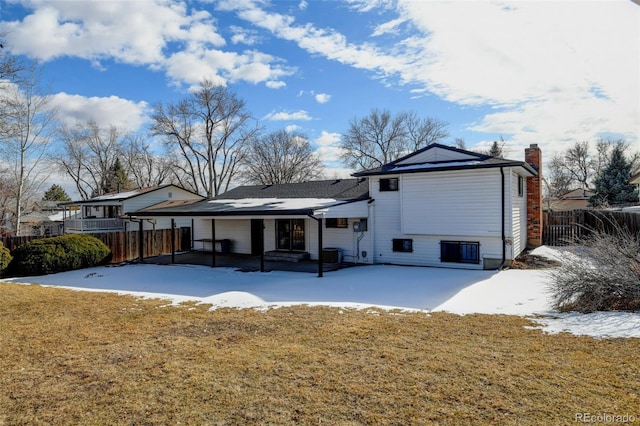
[{"xmin": 1, "ymin": 0, "xmax": 638, "ymax": 184}]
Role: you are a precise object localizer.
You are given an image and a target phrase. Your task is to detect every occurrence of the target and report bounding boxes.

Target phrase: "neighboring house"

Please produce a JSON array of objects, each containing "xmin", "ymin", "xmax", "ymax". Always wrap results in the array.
[
  {"xmin": 19, "ymin": 201, "xmax": 66, "ymax": 237},
  {"xmin": 546, "ymin": 188, "xmax": 595, "ymax": 211},
  {"xmin": 132, "ymin": 144, "xmax": 543, "ymax": 271},
  {"xmin": 630, "ymin": 172, "xmax": 640, "ymax": 190},
  {"xmin": 60, "ymin": 185, "xmax": 203, "ymax": 234}
]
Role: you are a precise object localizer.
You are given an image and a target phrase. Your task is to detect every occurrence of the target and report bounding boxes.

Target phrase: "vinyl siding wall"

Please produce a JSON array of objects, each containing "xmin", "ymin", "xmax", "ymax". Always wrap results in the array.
[
  {"xmin": 510, "ymin": 170, "xmax": 527, "ymax": 258},
  {"xmin": 124, "ymin": 187, "xmax": 201, "ymax": 231},
  {"xmin": 370, "ymin": 169, "xmax": 513, "ymax": 269}
]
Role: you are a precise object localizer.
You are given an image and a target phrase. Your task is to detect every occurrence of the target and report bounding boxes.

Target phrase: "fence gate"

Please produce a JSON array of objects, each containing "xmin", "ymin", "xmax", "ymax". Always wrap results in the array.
[{"xmin": 543, "ymin": 210, "xmax": 585, "ymax": 246}]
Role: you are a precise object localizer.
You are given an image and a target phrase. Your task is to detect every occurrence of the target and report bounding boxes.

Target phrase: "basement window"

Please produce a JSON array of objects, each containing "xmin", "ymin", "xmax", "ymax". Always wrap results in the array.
[
  {"xmin": 440, "ymin": 241, "xmax": 480, "ymax": 264},
  {"xmin": 392, "ymin": 238, "xmax": 413, "ymax": 253},
  {"xmin": 326, "ymin": 218, "xmax": 348, "ymax": 228},
  {"xmin": 379, "ymin": 178, "xmax": 399, "ymax": 192}
]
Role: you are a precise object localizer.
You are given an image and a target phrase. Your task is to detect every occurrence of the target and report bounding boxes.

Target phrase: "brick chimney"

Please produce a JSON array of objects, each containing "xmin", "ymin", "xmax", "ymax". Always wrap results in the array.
[{"xmin": 525, "ymin": 144, "xmax": 542, "ymax": 247}]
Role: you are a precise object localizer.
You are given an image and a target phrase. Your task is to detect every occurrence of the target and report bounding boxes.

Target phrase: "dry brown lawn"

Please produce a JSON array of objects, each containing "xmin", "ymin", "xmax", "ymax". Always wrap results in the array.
[{"xmin": 0, "ymin": 283, "xmax": 638, "ymax": 425}]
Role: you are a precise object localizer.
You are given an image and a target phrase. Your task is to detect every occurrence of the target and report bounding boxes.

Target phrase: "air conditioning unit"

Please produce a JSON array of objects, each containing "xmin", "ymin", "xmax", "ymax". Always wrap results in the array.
[{"xmin": 322, "ymin": 248, "xmax": 343, "ymax": 264}]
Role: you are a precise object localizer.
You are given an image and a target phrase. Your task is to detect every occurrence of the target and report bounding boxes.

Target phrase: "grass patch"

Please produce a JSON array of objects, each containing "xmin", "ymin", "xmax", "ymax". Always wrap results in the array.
[{"xmin": 0, "ymin": 283, "xmax": 638, "ymax": 425}]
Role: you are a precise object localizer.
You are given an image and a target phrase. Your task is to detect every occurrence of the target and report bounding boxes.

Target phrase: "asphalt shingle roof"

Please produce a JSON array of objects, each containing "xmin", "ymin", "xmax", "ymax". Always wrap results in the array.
[{"xmin": 215, "ymin": 178, "xmax": 369, "ymax": 201}]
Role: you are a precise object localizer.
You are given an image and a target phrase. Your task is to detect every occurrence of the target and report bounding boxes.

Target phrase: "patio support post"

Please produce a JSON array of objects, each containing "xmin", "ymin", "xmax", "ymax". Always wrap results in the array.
[
  {"xmin": 139, "ymin": 220, "xmax": 144, "ymax": 262},
  {"xmin": 260, "ymin": 219, "xmax": 265, "ymax": 273},
  {"xmin": 211, "ymin": 219, "xmax": 216, "ymax": 267},
  {"xmin": 171, "ymin": 218, "xmax": 175, "ymax": 264},
  {"xmin": 308, "ymin": 214, "xmax": 323, "ymax": 278},
  {"xmin": 318, "ymin": 217, "xmax": 323, "ymax": 278}
]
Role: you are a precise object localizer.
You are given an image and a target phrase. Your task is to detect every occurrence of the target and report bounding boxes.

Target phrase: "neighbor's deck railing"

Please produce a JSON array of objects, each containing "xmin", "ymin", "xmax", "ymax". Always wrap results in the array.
[{"xmin": 64, "ymin": 218, "xmax": 124, "ymax": 233}]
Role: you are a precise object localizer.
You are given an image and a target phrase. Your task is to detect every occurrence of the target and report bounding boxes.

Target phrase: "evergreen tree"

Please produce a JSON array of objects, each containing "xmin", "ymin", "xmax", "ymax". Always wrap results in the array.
[
  {"xmin": 42, "ymin": 184, "xmax": 71, "ymax": 202},
  {"xmin": 488, "ymin": 141, "xmax": 503, "ymax": 158},
  {"xmin": 590, "ymin": 144, "xmax": 638, "ymax": 206},
  {"xmin": 102, "ymin": 158, "xmax": 132, "ymax": 194}
]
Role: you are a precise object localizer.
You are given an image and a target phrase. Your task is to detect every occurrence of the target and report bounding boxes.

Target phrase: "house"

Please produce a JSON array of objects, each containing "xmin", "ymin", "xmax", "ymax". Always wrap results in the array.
[
  {"xmin": 545, "ymin": 188, "xmax": 595, "ymax": 211},
  {"xmin": 131, "ymin": 144, "xmax": 542, "ymax": 272},
  {"xmin": 18, "ymin": 201, "xmax": 66, "ymax": 236},
  {"xmin": 135, "ymin": 179, "xmax": 371, "ymax": 264},
  {"xmin": 60, "ymin": 184, "xmax": 203, "ymax": 234},
  {"xmin": 352, "ymin": 143, "xmax": 540, "ymax": 269}
]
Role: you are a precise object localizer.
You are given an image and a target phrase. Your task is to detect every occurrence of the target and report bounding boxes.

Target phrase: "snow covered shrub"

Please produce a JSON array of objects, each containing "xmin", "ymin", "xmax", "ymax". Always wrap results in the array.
[
  {"xmin": 9, "ymin": 234, "xmax": 111, "ymax": 276},
  {"xmin": 548, "ymin": 218, "xmax": 640, "ymax": 313},
  {"xmin": 0, "ymin": 241, "xmax": 12, "ymax": 274}
]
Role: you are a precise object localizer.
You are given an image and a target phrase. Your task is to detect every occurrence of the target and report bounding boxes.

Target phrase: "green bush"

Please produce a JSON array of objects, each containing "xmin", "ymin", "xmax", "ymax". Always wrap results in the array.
[
  {"xmin": 9, "ymin": 234, "xmax": 112, "ymax": 276},
  {"xmin": 0, "ymin": 241, "xmax": 12, "ymax": 274}
]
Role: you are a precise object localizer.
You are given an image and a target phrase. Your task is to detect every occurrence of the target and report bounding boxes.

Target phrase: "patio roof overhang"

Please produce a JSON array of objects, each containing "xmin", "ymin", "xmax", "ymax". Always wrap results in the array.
[{"xmin": 129, "ymin": 197, "xmax": 371, "ymax": 219}]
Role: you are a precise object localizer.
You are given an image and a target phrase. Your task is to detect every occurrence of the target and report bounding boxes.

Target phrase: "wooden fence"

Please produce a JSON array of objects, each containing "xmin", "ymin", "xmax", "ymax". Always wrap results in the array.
[
  {"xmin": 91, "ymin": 227, "xmax": 192, "ymax": 263},
  {"xmin": 543, "ymin": 210, "xmax": 640, "ymax": 246},
  {"xmin": 1, "ymin": 227, "xmax": 192, "ymax": 264}
]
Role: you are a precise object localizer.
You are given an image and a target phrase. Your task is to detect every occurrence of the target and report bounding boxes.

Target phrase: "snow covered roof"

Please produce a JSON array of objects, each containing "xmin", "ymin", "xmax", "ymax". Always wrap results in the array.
[
  {"xmin": 133, "ymin": 179, "xmax": 370, "ymax": 217},
  {"xmin": 136, "ymin": 197, "xmax": 350, "ymax": 217},
  {"xmin": 61, "ymin": 185, "xmax": 201, "ymax": 205},
  {"xmin": 353, "ymin": 143, "xmax": 537, "ymax": 177}
]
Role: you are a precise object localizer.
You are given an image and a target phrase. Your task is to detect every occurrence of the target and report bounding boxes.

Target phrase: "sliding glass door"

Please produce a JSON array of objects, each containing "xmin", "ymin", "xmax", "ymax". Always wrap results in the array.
[{"xmin": 276, "ymin": 219, "xmax": 305, "ymax": 251}]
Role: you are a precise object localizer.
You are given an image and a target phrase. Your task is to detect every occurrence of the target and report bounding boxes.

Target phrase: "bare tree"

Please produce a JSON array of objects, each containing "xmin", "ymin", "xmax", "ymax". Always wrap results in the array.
[
  {"xmin": 564, "ymin": 141, "xmax": 592, "ymax": 189},
  {"xmin": 55, "ymin": 120, "xmax": 125, "ymax": 199},
  {"xmin": 0, "ymin": 167, "xmax": 16, "ymax": 235},
  {"xmin": 453, "ymin": 137, "xmax": 466, "ymax": 150},
  {"xmin": 121, "ymin": 135, "xmax": 173, "ymax": 188},
  {"xmin": 543, "ymin": 153, "xmax": 573, "ymax": 208},
  {"xmin": 0, "ymin": 64, "xmax": 57, "ymax": 235},
  {"xmin": 151, "ymin": 80, "xmax": 259, "ymax": 197},
  {"xmin": 242, "ymin": 130, "xmax": 325, "ymax": 185},
  {"xmin": 0, "ymin": 34, "xmax": 24, "ymax": 84},
  {"xmin": 340, "ymin": 108, "xmax": 448, "ymax": 171}
]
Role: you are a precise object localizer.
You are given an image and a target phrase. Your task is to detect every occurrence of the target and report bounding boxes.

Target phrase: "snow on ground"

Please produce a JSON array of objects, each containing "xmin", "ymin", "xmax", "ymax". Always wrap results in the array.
[{"xmin": 1, "ymin": 246, "xmax": 639, "ymax": 339}]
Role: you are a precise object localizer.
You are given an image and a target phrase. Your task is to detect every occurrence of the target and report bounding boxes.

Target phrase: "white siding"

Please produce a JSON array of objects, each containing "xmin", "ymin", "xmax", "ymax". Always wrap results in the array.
[
  {"xmin": 193, "ymin": 218, "xmax": 252, "ymax": 254},
  {"xmin": 124, "ymin": 186, "xmax": 202, "ymax": 231},
  {"xmin": 371, "ymin": 171, "xmax": 508, "ymax": 269},
  {"xmin": 510, "ymin": 170, "xmax": 527, "ymax": 258},
  {"xmin": 401, "ymin": 169, "xmax": 502, "ymax": 237},
  {"xmin": 124, "ymin": 186, "xmax": 200, "ymax": 215}
]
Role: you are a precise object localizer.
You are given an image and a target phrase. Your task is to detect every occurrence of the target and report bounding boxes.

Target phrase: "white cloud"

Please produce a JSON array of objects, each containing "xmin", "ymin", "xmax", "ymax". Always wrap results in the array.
[
  {"xmin": 285, "ymin": 124, "xmax": 300, "ymax": 133},
  {"xmin": 264, "ymin": 110, "xmax": 312, "ymax": 121},
  {"xmin": 49, "ymin": 93, "xmax": 147, "ymax": 132},
  {"xmin": 225, "ymin": 0, "xmax": 639, "ymax": 149},
  {"xmin": 1, "ymin": 1, "xmax": 295, "ymax": 87},
  {"xmin": 299, "ymin": 1, "xmax": 309, "ymax": 11},
  {"xmin": 315, "ymin": 130, "xmax": 341, "ymax": 147},
  {"xmin": 314, "ymin": 93, "xmax": 331, "ymax": 104},
  {"xmin": 163, "ymin": 49, "xmax": 294, "ymax": 87},
  {"xmin": 314, "ymin": 131, "xmax": 346, "ymax": 167},
  {"xmin": 230, "ymin": 25, "xmax": 260, "ymax": 45},
  {"xmin": 1, "ymin": 1, "xmax": 223, "ymax": 64},
  {"xmin": 371, "ymin": 17, "xmax": 406, "ymax": 37},
  {"xmin": 396, "ymin": 0, "xmax": 639, "ymax": 146},
  {"xmin": 266, "ymin": 80, "xmax": 286, "ymax": 89}
]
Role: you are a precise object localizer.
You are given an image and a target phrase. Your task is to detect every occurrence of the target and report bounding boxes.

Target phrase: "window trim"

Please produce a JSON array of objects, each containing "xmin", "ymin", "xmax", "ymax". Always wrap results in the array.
[
  {"xmin": 379, "ymin": 178, "xmax": 399, "ymax": 192},
  {"xmin": 440, "ymin": 241, "xmax": 480, "ymax": 264},
  {"xmin": 392, "ymin": 238, "xmax": 413, "ymax": 253},
  {"xmin": 518, "ymin": 176, "xmax": 524, "ymax": 197},
  {"xmin": 326, "ymin": 218, "xmax": 348, "ymax": 229}
]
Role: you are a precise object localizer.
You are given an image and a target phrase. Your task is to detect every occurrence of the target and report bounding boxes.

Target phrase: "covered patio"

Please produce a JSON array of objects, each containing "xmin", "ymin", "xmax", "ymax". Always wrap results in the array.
[{"xmin": 145, "ymin": 251, "xmax": 343, "ymax": 274}]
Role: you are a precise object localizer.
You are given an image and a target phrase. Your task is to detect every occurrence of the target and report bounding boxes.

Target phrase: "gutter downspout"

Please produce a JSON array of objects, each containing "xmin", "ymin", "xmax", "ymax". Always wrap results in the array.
[{"xmin": 499, "ymin": 167, "xmax": 506, "ymax": 270}]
